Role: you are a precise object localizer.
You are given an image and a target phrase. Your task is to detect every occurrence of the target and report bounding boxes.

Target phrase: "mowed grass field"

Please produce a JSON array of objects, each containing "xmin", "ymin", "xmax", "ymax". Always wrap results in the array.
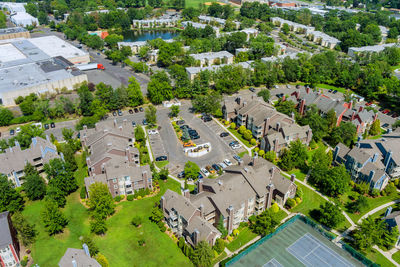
[
  {"xmin": 23, "ymin": 158, "xmax": 191, "ymax": 267},
  {"xmin": 186, "ymin": 0, "xmax": 217, "ymax": 8}
]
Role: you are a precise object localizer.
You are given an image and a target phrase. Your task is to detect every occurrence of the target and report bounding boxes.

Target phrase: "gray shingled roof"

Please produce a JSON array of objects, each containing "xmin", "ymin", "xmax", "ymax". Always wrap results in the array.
[
  {"xmin": 164, "ymin": 189, "xmax": 197, "ymax": 220},
  {"xmin": 58, "ymin": 248, "xmax": 101, "ymax": 267},
  {"xmin": 0, "ymin": 212, "xmax": 12, "ymax": 249}
]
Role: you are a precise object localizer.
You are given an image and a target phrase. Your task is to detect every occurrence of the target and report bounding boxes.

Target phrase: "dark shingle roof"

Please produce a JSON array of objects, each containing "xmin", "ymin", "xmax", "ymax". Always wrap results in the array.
[{"xmin": 0, "ymin": 211, "xmax": 12, "ymax": 249}]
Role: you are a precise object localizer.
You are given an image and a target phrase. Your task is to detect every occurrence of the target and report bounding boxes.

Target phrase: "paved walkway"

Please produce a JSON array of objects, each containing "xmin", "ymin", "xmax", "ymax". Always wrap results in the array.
[
  {"xmin": 374, "ymin": 245, "xmax": 400, "ymax": 267},
  {"xmin": 358, "ymin": 199, "xmax": 400, "ymax": 224}
]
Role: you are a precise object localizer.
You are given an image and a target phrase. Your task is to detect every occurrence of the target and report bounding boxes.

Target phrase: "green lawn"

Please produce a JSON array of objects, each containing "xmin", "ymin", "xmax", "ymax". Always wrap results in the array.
[
  {"xmin": 365, "ymin": 248, "xmax": 396, "ymax": 267},
  {"xmin": 213, "ymin": 251, "xmax": 227, "ymax": 266},
  {"xmin": 24, "ymin": 158, "xmax": 190, "ymax": 267},
  {"xmin": 288, "ymin": 169, "xmax": 306, "ymax": 182},
  {"xmin": 342, "ymin": 191, "xmax": 400, "ymax": 223},
  {"xmin": 227, "ymin": 128, "xmax": 252, "ymax": 148},
  {"xmin": 392, "ymin": 250, "xmax": 400, "ymax": 264},
  {"xmin": 296, "ymin": 82, "xmax": 353, "ymax": 94},
  {"xmin": 291, "ymin": 183, "xmax": 327, "ymax": 217},
  {"xmin": 186, "ymin": 0, "xmax": 215, "ymax": 7},
  {"xmin": 155, "ymin": 160, "xmax": 169, "ymax": 169},
  {"xmin": 226, "ymin": 227, "xmax": 258, "ymax": 252}
]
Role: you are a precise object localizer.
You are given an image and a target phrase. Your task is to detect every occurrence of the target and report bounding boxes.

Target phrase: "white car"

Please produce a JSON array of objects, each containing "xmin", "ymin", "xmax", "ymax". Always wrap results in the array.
[
  {"xmin": 231, "ymin": 144, "xmax": 241, "ymax": 150},
  {"xmin": 148, "ymin": 129, "xmax": 159, "ymax": 135},
  {"xmin": 223, "ymin": 159, "xmax": 232, "ymax": 166},
  {"xmin": 15, "ymin": 127, "xmax": 21, "ymax": 133},
  {"xmin": 219, "ymin": 162, "xmax": 228, "ymax": 169},
  {"xmin": 201, "ymin": 168, "xmax": 210, "ymax": 177}
]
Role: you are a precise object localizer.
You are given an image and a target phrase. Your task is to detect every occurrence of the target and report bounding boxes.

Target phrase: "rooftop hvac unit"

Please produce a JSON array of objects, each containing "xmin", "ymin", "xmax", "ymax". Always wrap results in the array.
[
  {"xmin": 13, "ymin": 80, "xmax": 18, "ymax": 85},
  {"xmin": 62, "ymin": 45, "xmax": 66, "ymax": 47}
]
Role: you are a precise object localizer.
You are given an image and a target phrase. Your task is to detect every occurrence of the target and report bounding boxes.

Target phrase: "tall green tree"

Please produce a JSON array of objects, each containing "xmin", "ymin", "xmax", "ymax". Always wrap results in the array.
[
  {"xmin": 145, "ymin": 105, "xmax": 157, "ymax": 126},
  {"xmin": 23, "ymin": 172, "xmax": 46, "ymax": 201},
  {"xmin": 44, "ymin": 158, "xmax": 77, "ymax": 195},
  {"xmin": 126, "ymin": 77, "xmax": 143, "ymax": 107},
  {"xmin": 184, "ymin": 161, "xmax": 200, "ymax": 180},
  {"xmin": 249, "ymin": 209, "xmax": 279, "ymax": 236},
  {"xmin": 0, "ymin": 175, "xmax": 24, "ymax": 213},
  {"xmin": 12, "ymin": 212, "xmax": 37, "ymax": 246},
  {"xmin": 88, "ymin": 183, "xmax": 115, "ymax": 219},
  {"xmin": 41, "ymin": 200, "xmax": 68, "ymax": 235},
  {"xmin": 314, "ymin": 202, "xmax": 345, "ymax": 228},
  {"xmin": 78, "ymin": 84, "xmax": 94, "ymax": 116},
  {"xmin": 191, "ymin": 241, "xmax": 214, "ymax": 267}
]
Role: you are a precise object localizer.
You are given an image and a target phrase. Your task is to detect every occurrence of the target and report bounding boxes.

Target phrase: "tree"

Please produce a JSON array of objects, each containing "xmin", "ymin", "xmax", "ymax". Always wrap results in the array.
[
  {"xmin": 192, "ymin": 92, "xmax": 222, "ymax": 115},
  {"xmin": 257, "ymin": 89, "xmax": 270, "ymax": 102},
  {"xmin": 282, "ymin": 23, "xmax": 290, "ymax": 34},
  {"xmin": 213, "ymin": 238, "xmax": 225, "ymax": 254},
  {"xmin": 249, "ymin": 209, "xmax": 279, "ymax": 236},
  {"xmin": 88, "ymin": 183, "xmax": 115, "ymax": 219},
  {"xmin": 184, "ymin": 161, "xmax": 200, "ymax": 180},
  {"xmin": 63, "ymin": 144, "xmax": 78, "ymax": 171},
  {"xmin": 135, "ymin": 126, "xmax": 146, "ymax": 144},
  {"xmin": 12, "ymin": 212, "xmax": 37, "ymax": 246},
  {"xmin": 41, "ymin": 200, "xmax": 68, "ymax": 235},
  {"xmin": 126, "ymin": 77, "xmax": 143, "ymax": 107},
  {"xmin": 170, "ymin": 105, "xmax": 180, "ymax": 118},
  {"xmin": 314, "ymin": 202, "xmax": 345, "ymax": 228},
  {"xmin": 81, "ymin": 236, "xmax": 99, "ymax": 256},
  {"xmin": 0, "ymin": 108, "xmax": 14, "ymax": 126},
  {"xmin": 275, "ymin": 100, "xmax": 296, "ymax": 116},
  {"xmin": 349, "ymin": 195, "xmax": 369, "ymax": 213},
  {"xmin": 191, "ymin": 241, "xmax": 214, "ymax": 267},
  {"xmin": 326, "ymin": 109, "xmax": 337, "ymax": 130},
  {"xmin": 45, "ymin": 158, "xmax": 77, "ymax": 195},
  {"xmin": 78, "ymin": 84, "xmax": 94, "ymax": 116},
  {"xmin": 147, "ymin": 71, "xmax": 173, "ymax": 104},
  {"xmin": 23, "ymin": 172, "xmax": 46, "ymax": 201},
  {"xmin": 45, "ymin": 185, "xmax": 66, "ymax": 207},
  {"xmin": 216, "ymin": 216, "xmax": 228, "ymax": 238},
  {"xmin": 90, "ymin": 215, "xmax": 108, "ymax": 235},
  {"xmin": 0, "ymin": 174, "xmax": 24, "ymax": 213},
  {"xmin": 104, "ymin": 34, "xmax": 123, "ymax": 49},
  {"xmin": 145, "ymin": 105, "xmax": 157, "ymax": 126},
  {"xmin": 96, "ymin": 253, "xmax": 109, "ymax": 267},
  {"xmin": 369, "ymin": 119, "xmax": 381, "ymax": 136}
]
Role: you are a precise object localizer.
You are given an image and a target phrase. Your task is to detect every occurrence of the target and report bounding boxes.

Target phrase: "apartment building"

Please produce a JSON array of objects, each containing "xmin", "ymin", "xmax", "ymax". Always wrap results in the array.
[
  {"xmin": 189, "ymin": 51, "xmax": 234, "ymax": 67},
  {"xmin": 81, "ymin": 120, "xmax": 152, "ymax": 198},
  {"xmin": 161, "ymin": 155, "xmax": 297, "ymax": 247},
  {"xmin": 305, "ymin": 30, "xmax": 341, "ymax": 49},
  {"xmin": 185, "ymin": 61, "xmax": 253, "ymax": 80},
  {"xmin": 270, "ymin": 17, "xmax": 315, "ymax": 33},
  {"xmin": 348, "ymin": 43, "xmax": 398, "ymax": 58},
  {"xmin": 132, "ymin": 18, "xmax": 179, "ymax": 28},
  {"xmin": 0, "ymin": 136, "xmax": 60, "ymax": 187},
  {"xmin": 0, "ymin": 211, "xmax": 20, "ymax": 267},
  {"xmin": 181, "ymin": 21, "xmax": 220, "ymax": 36},
  {"xmin": 332, "ymin": 131, "xmax": 400, "ymax": 190}
]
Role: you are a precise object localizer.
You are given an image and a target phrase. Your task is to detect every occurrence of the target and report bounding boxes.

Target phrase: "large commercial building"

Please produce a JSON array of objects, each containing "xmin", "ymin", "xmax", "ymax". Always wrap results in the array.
[
  {"xmin": 0, "ymin": 2, "xmax": 39, "ymax": 27},
  {"xmin": 0, "ymin": 27, "xmax": 30, "ymax": 40},
  {"xmin": 0, "ymin": 36, "xmax": 89, "ymax": 106}
]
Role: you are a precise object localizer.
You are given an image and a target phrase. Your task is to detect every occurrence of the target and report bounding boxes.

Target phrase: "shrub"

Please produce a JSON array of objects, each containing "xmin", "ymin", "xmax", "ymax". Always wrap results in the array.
[
  {"xmin": 243, "ymin": 130, "xmax": 252, "ymax": 140},
  {"xmin": 114, "ymin": 195, "xmax": 121, "ymax": 202},
  {"xmin": 394, "ymin": 179, "xmax": 399, "ymax": 187},
  {"xmin": 157, "ymin": 221, "xmax": 166, "ymax": 232},
  {"xmin": 80, "ymin": 186, "xmax": 87, "ymax": 199},
  {"xmin": 137, "ymin": 196, "xmax": 142, "ymax": 200},
  {"xmin": 250, "ymin": 139, "xmax": 257, "ymax": 146},
  {"xmin": 213, "ymin": 238, "xmax": 225, "ymax": 254},
  {"xmin": 138, "ymin": 239, "xmax": 145, "ymax": 246},
  {"xmin": 224, "ymin": 120, "xmax": 230, "ymax": 126},
  {"xmin": 233, "ymin": 229, "xmax": 239, "ymax": 236},
  {"xmin": 271, "ymin": 203, "xmax": 280, "ymax": 213},
  {"xmin": 127, "ymin": 195, "xmax": 134, "ymax": 201},
  {"xmin": 131, "ymin": 216, "xmax": 142, "ymax": 227},
  {"xmin": 227, "ymin": 235, "xmax": 233, "ymax": 242},
  {"xmin": 254, "ymin": 147, "xmax": 259, "ymax": 153},
  {"xmin": 371, "ymin": 189, "xmax": 380, "ymax": 197},
  {"xmin": 238, "ymin": 125, "xmax": 246, "ymax": 134},
  {"xmin": 295, "ymin": 197, "xmax": 301, "ymax": 204},
  {"xmin": 258, "ymin": 150, "xmax": 265, "ymax": 157},
  {"xmin": 286, "ymin": 198, "xmax": 296, "ymax": 209},
  {"xmin": 295, "ymin": 187, "xmax": 303, "ymax": 199},
  {"xmin": 230, "ymin": 122, "xmax": 236, "ymax": 130}
]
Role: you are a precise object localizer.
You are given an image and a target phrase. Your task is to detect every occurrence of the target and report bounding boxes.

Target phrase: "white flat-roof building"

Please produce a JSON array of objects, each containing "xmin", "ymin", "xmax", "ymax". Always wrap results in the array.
[
  {"xmin": 0, "ymin": 36, "xmax": 89, "ymax": 106},
  {"xmin": 118, "ymin": 39, "xmax": 174, "ymax": 54},
  {"xmin": 186, "ymin": 61, "xmax": 253, "ymax": 80},
  {"xmin": 221, "ymin": 28, "xmax": 259, "ymax": 41},
  {"xmin": 0, "ymin": 2, "xmax": 26, "ymax": 13},
  {"xmin": 132, "ymin": 18, "xmax": 180, "ymax": 28},
  {"xmin": 306, "ymin": 30, "xmax": 340, "ymax": 49},
  {"xmin": 348, "ymin": 43, "xmax": 398, "ymax": 57},
  {"xmin": 261, "ymin": 52, "xmax": 300, "ymax": 63},
  {"xmin": 198, "ymin": 15, "xmax": 240, "ymax": 29},
  {"xmin": 181, "ymin": 21, "xmax": 220, "ymax": 36},
  {"xmin": 189, "ymin": 51, "xmax": 234, "ymax": 67},
  {"xmin": 271, "ymin": 17, "xmax": 314, "ymax": 33},
  {"xmin": 10, "ymin": 12, "xmax": 38, "ymax": 27}
]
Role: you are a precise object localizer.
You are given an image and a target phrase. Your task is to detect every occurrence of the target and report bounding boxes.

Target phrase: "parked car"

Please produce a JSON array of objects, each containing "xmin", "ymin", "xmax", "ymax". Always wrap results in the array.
[
  {"xmin": 177, "ymin": 171, "xmax": 185, "ymax": 178},
  {"xmin": 231, "ymin": 143, "xmax": 241, "ymax": 150},
  {"xmin": 201, "ymin": 168, "xmax": 210, "ymax": 177},
  {"xmin": 233, "ymin": 155, "xmax": 243, "ymax": 163},
  {"xmin": 129, "ymin": 109, "xmax": 133, "ymax": 114},
  {"xmin": 183, "ymin": 142, "xmax": 194, "ymax": 147},
  {"xmin": 16, "ymin": 127, "xmax": 21, "ymax": 133},
  {"xmin": 139, "ymin": 107, "xmax": 144, "ymax": 112},
  {"xmin": 10, "ymin": 129, "xmax": 15, "ymax": 136},
  {"xmin": 50, "ymin": 122, "xmax": 55, "ymax": 128},
  {"xmin": 332, "ymin": 90, "xmax": 338, "ymax": 94},
  {"xmin": 132, "ymin": 121, "xmax": 136, "ymax": 127},
  {"xmin": 198, "ymin": 173, "xmax": 204, "ymax": 179},
  {"xmin": 220, "ymin": 132, "xmax": 229, "ymax": 137},
  {"xmin": 44, "ymin": 124, "xmax": 50, "ymax": 130},
  {"xmin": 189, "ymin": 129, "xmax": 198, "ymax": 135},
  {"xmin": 224, "ymin": 159, "xmax": 232, "ymax": 166},
  {"xmin": 176, "ymin": 120, "xmax": 185, "ymax": 125},
  {"xmin": 191, "ymin": 135, "xmax": 200, "ymax": 140},
  {"xmin": 328, "ymin": 89, "xmax": 333, "ymax": 93},
  {"xmin": 286, "ymin": 85, "xmax": 291, "ymax": 89},
  {"xmin": 229, "ymin": 141, "xmax": 239, "ymax": 146},
  {"xmin": 180, "ymin": 125, "xmax": 189, "ymax": 130},
  {"xmin": 274, "ymin": 85, "xmax": 279, "ymax": 89},
  {"xmin": 134, "ymin": 108, "xmax": 139, "ymax": 113},
  {"xmin": 156, "ymin": 156, "xmax": 167, "ymax": 161},
  {"xmin": 113, "ymin": 111, "xmax": 117, "ymax": 116},
  {"xmin": 212, "ymin": 164, "xmax": 221, "ymax": 172},
  {"xmin": 383, "ymin": 109, "xmax": 390, "ymax": 114},
  {"xmin": 142, "ymin": 119, "xmax": 148, "ymax": 125},
  {"xmin": 206, "ymin": 165, "xmax": 215, "ymax": 174},
  {"xmin": 148, "ymin": 129, "xmax": 159, "ymax": 135},
  {"xmin": 202, "ymin": 116, "xmax": 212, "ymax": 122},
  {"xmin": 249, "ymin": 87, "xmax": 256, "ymax": 92},
  {"xmin": 219, "ymin": 162, "xmax": 228, "ymax": 169},
  {"xmin": 118, "ymin": 110, "xmax": 123, "ymax": 116},
  {"xmin": 276, "ymin": 93, "xmax": 284, "ymax": 98}
]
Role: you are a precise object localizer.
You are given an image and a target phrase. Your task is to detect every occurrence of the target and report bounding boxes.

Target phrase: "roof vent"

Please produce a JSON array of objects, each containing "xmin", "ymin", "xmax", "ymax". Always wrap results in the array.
[
  {"xmin": 244, "ymin": 167, "xmax": 248, "ymax": 173},
  {"xmin": 218, "ymin": 180, "xmax": 223, "ymax": 186}
]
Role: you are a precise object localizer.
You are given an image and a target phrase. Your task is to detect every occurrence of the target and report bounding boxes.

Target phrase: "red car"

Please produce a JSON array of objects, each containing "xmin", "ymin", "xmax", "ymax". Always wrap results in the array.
[{"xmin": 383, "ymin": 109, "xmax": 390, "ymax": 114}]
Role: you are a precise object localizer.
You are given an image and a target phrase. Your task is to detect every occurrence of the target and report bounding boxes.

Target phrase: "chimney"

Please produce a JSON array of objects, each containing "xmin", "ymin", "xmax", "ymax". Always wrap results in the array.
[
  {"xmin": 348, "ymin": 101, "xmax": 352, "ymax": 110},
  {"xmin": 373, "ymin": 112, "xmax": 378, "ymax": 122},
  {"xmin": 252, "ymin": 152, "xmax": 258, "ymax": 166},
  {"xmin": 160, "ymin": 196, "xmax": 166, "ymax": 212},
  {"xmin": 183, "ymin": 189, "xmax": 190, "ymax": 198},
  {"xmin": 290, "ymin": 174, "xmax": 296, "ymax": 182},
  {"xmin": 266, "ymin": 184, "xmax": 274, "ymax": 209},
  {"xmin": 193, "ymin": 229, "xmax": 200, "ymax": 245},
  {"xmin": 237, "ymin": 96, "xmax": 242, "ymax": 105},
  {"xmin": 385, "ymin": 206, "xmax": 393, "ymax": 217},
  {"xmin": 282, "ymin": 95, "xmax": 286, "ymax": 101},
  {"xmin": 113, "ymin": 119, "xmax": 117, "ymax": 128},
  {"xmin": 263, "ymin": 117, "xmax": 271, "ymax": 136},
  {"xmin": 101, "ymin": 162, "xmax": 106, "ymax": 174},
  {"xmin": 125, "ymin": 147, "xmax": 131, "ymax": 162},
  {"xmin": 95, "ymin": 123, "xmax": 100, "ymax": 131},
  {"xmin": 274, "ymin": 138, "xmax": 279, "ymax": 153},
  {"xmin": 197, "ymin": 179, "xmax": 203, "ymax": 193},
  {"xmin": 238, "ymin": 160, "xmax": 243, "ymax": 166},
  {"xmin": 199, "ymin": 204, "xmax": 204, "ymax": 217},
  {"xmin": 369, "ymin": 170, "xmax": 375, "ymax": 182},
  {"xmin": 306, "ymin": 128, "xmax": 312, "ymax": 143},
  {"xmin": 299, "ymin": 99, "xmax": 306, "ymax": 115},
  {"xmin": 358, "ymin": 106, "xmax": 363, "ymax": 112},
  {"xmin": 72, "ymin": 259, "xmax": 77, "ymax": 267},
  {"xmin": 276, "ymin": 122, "xmax": 280, "ymax": 131},
  {"xmin": 306, "ymin": 86, "xmax": 310, "ymax": 94},
  {"xmin": 119, "ymin": 126, "xmax": 123, "ymax": 132},
  {"xmin": 143, "ymin": 171, "xmax": 148, "ymax": 189},
  {"xmin": 351, "ymin": 110, "xmax": 356, "ymax": 121},
  {"xmin": 123, "ymin": 119, "xmax": 127, "ymax": 126},
  {"xmin": 291, "ymin": 112, "xmax": 295, "ymax": 120},
  {"xmin": 82, "ymin": 243, "xmax": 90, "ymax": 257}
]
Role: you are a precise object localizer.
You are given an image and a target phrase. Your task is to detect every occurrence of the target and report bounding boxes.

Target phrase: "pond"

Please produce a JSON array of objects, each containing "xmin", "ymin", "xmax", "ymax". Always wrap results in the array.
[{"xmin": 122, "ymin": 30, "xmax": 179, "ymax": 42}]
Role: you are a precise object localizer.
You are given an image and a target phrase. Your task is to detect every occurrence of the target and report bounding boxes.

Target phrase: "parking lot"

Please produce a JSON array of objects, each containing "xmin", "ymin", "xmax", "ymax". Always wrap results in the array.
[{"xmin": 148, "ymin": 129, "xmax": 167, "ymax": 161}]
